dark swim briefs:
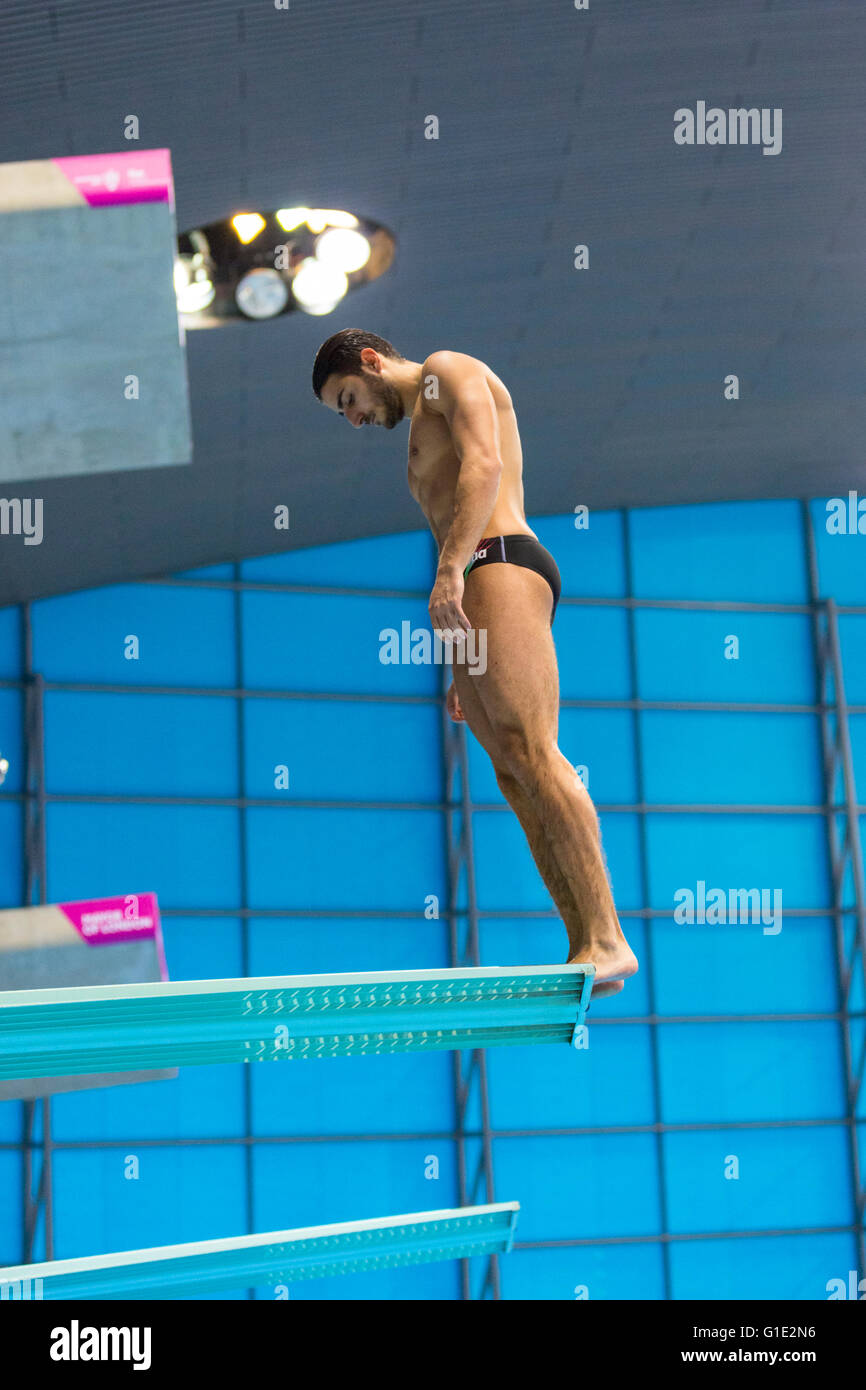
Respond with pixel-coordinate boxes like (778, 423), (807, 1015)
(463, 533), (562, 623)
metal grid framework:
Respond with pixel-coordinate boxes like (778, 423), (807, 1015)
(2, 503), (865, 1297)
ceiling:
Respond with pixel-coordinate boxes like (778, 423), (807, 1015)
(1, 0), (864, 605)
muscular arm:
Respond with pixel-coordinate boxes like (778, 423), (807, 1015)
(424, 351), (504, 574)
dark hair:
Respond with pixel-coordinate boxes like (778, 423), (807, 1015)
(311, 328), (405, 400)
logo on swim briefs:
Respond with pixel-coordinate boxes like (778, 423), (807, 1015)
(471, 546), (488, 563)
(378, 621), (487, 674)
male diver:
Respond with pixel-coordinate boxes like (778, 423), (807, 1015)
(312, 329), (637, 998)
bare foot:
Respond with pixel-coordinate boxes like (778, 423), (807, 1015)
(568, 941), (638, 1000)
(586, 978), (625, 1000)
(583, 979), (624, 1013)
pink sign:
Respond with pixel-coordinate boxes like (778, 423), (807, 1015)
(52, 149), (174, 208)
(60, 892), (163, 953)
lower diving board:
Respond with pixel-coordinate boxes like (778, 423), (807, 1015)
(0, 1203), (520, 1300)
(0, 963), (594, 1078)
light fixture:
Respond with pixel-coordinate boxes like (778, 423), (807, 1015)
(235, 268), (290, 320)
(304, 208), (359, 232)
(275, 206), (311, 232)
(231, 212), (266, 244)
(176, 206), (394, 326)
(178, 279), (216, 313)
(174, 254), (216, 313)
(315, 227), (371, 273)
(290, 257), (348, 315)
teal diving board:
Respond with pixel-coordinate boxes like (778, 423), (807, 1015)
(0, 1202), (520, 1300)
(0, 964), (594, 1078)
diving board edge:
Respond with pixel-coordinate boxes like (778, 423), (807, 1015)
(0, 1203), (521, 1297)
(0, 962), (595, 1010)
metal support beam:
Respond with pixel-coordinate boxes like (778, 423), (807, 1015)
(232, 562), (256, 1299)
(20, 602), (53, 1263)
(442, 665), (501, 1300)
(621, 510), (673, 1299)
(805, 503), (866, 1275)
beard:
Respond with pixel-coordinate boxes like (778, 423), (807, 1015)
(366, 373), (404, 428)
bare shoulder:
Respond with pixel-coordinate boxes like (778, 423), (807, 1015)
(421, 347), (481, 374)
(420, 350), (511, 410)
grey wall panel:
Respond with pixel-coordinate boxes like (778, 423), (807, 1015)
(0, 202), (191, 484)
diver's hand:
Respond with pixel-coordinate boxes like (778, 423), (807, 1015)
(429, 565), (471, 641)
(446, 682), (466, 723)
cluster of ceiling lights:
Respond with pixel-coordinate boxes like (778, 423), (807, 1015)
(174, 206), (395, 327)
